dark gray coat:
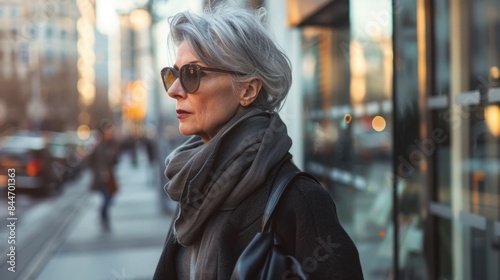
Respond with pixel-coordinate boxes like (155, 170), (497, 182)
(154, 160), (364, 279)
(89, 140), (119, 192)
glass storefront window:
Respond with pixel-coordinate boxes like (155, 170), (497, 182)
(432, 0), (450, 96)
(351, 0), (394, 278)
(437, 217), (452, 279)
(430, 0), (452, 207)
(392, 0), (434, 278)
(433, 109), (451, 205)
(468, 0), (500, 91)
(453, 0), (500, 279)
(302, 27), (352, 181)
(295, 0), (500, 279)
(301, 1), (395, 279)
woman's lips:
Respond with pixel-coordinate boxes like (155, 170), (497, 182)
(176, 110), (190, 119)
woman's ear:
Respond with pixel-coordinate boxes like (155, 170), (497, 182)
(239, 78), (262, 107)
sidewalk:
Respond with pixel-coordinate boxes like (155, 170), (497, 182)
(36, 148), (173, 280)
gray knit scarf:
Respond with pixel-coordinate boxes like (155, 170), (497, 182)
(164, 107), (292, 246)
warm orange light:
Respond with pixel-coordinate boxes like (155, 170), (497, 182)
(344, 114), (352, 124)
(490, 66), (500, 79)
(77, 6), (96, 110)
(372, 116), (386, 132)
(379, 230), (385, 238)
(131, 81), (147, 102)
(26, 160), (41, 177)
(77, 125), (91, 140)
(471, 171), (486, 214)
(350, 40), (367, 105)
(485, 105), (500, 137)
(123, 80), (148, 122)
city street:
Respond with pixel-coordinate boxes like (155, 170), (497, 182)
(1, 0), (499, 278)
(0, 148), (173, 280)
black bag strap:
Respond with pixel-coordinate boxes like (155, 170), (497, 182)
(261, 171), (320, 232)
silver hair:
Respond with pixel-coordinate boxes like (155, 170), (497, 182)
(168, 3), (292, 111)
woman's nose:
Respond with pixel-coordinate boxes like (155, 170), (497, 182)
(167, 78), (186, 99)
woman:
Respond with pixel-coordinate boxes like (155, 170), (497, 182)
(154, 4), (363, 280)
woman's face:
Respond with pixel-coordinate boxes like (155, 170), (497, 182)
(167, 41), (242, 142)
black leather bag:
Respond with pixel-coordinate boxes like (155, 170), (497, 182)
(231, 171), (320, 280)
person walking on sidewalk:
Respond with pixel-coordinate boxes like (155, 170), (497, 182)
(154, 3), (363, 280)
(89, 124), (120, 231)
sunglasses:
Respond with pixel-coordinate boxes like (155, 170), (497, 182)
(160, 63), (244, 94)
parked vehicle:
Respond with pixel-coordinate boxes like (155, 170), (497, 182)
(0, 135), (61, 196)
(40, 130), (90, 182)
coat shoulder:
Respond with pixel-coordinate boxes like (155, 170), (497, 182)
(274, 174), (341, 234)
(273, 172), (364, 280)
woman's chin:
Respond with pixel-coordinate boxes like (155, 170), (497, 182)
(178, 125), (197, 137)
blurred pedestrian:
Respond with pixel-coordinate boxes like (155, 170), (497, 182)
(154, 3), (363, 279)
(89, 125), (120, 231)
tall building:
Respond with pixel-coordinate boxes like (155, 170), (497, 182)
(0, 0), (80, 132)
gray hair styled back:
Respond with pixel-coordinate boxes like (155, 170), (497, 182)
(169, 4), (292, 111)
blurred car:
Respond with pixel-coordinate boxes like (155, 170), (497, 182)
(62, 130), (91, 179)
(0, 135), (61, 196)
(39, 131), (86, 182)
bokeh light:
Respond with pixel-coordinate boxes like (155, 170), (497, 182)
(372, 116), (386, 132)
(77, 125), (91, 140)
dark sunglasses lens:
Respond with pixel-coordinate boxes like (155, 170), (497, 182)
(181, 65), (200, 93)
(164, 69), (177, 90)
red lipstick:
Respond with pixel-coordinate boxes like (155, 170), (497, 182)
(176, 109), (190, 119)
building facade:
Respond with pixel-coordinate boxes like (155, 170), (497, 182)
(287, 0), (500, 279)
(0, 0), (81, 132)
